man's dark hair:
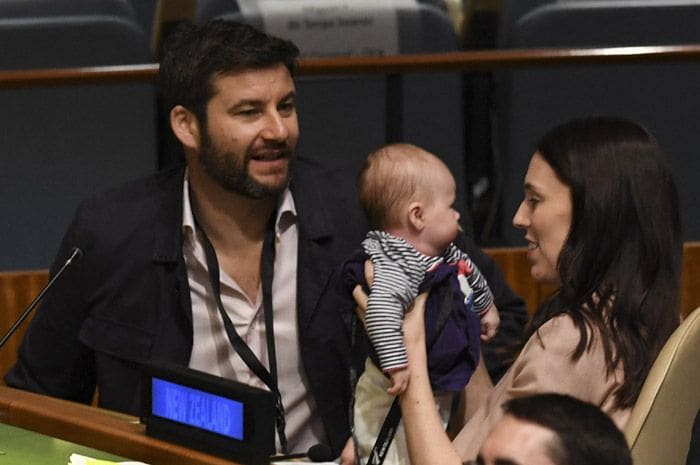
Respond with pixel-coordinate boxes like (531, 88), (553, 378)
(503, 393), (632, 465)
(158, 19), (299, 126)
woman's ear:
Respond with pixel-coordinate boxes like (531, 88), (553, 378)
(407, 201), (425, 232)
(170, 105), (201, 152)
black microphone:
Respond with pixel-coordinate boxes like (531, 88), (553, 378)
(307, 444), (333, 462)
(0, 247), (83, 350)
(269, 443), (333, 462)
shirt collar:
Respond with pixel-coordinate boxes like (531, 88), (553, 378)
(182, 171), (196, 241)
(182, 170), (297, 241)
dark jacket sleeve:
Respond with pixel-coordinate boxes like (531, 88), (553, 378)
(4, 209), (98, 404)
(5, 168), (191, 415)
(455, 233), (529, 382)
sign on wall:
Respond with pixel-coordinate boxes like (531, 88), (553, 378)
(238, 0), (419, 56)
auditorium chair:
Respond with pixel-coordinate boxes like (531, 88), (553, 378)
(625, 307), (700, 465)
(493, 1), (700, 245)
(0, 0), (158, 270)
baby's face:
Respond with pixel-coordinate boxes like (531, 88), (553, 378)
(420, 165), (460, 255)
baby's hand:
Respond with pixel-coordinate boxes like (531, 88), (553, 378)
(386, 366), (410, 396)
(480, 303), (500, 342)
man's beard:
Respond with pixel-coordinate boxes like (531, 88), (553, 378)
(198, 130), (294, 199)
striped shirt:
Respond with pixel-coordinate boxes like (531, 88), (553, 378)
(363, 230), (494, 372)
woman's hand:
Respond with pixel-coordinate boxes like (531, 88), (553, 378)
(403, 292), (428, 352)
(400, 292), (462, 465)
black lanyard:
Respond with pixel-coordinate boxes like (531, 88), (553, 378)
(197, 213), (288, 453)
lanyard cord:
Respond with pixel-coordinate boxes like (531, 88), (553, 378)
(197, 214), (289, 453)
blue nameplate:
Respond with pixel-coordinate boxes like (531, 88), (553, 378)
(141, 361), (275, 465)
(150, 377), (245, 440)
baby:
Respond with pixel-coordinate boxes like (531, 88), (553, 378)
(344, 143), (499, 465)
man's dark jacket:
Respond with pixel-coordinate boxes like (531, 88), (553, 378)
(5, 159), (365, 455)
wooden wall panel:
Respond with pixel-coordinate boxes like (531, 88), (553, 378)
(680, 242), (700, 318)
(482, 246), (554, 317)
(485, 242), (700, 319)
(0, 243), (698, 381)
(0, 270), (48, 380)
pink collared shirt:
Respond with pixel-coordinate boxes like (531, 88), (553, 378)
(182, 174), (326, 454)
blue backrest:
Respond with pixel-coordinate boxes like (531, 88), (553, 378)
(494, 1), (700, 245)
(0, 0), (158, 270)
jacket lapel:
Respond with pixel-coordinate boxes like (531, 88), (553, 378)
(150, 166), (192, 327)
(292, 173), (335, 332)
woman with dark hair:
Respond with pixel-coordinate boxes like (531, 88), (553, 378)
(381, 116), (683, 463)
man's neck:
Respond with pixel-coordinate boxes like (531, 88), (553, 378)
(188, 169), (277, 250)
(187, 169), (278, 301)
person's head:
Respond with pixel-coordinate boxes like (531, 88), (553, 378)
(159, 19), (299, 127)
(511, 150), (572, 286)
(514, 116), (682, 408)
(475, 393), (633, 465)
(161, 20), (300, 198)
(513, 115), (681, 288)
(358, 143), (460, 256)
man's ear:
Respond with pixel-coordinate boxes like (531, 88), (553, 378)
(170, 105), (201, 152)
(407, 201), (425, 232)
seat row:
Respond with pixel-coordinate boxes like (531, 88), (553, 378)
(495, 0), (700, 245)
(2, 1), (700, 270)
(0, 0), (465, 270)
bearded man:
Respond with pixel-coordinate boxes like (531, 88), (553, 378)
(5, 20), (363, 460)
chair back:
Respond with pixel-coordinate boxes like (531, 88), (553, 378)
(494, 0), (700, 245)
(0, 0), (157, 270)
(625, 307), (700, 465)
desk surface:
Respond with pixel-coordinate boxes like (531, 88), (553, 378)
(0, 386), (240, 465)
(0, 422), (128, 464)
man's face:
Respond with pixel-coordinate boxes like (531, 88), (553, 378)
(474, 415), (559, 465)
(197, 63), (299, 198)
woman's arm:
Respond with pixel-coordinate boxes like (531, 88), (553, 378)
(448, 354), (494, 437)
(400, 293), (463, 465)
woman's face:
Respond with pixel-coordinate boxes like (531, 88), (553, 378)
(513, 152), (573, 285)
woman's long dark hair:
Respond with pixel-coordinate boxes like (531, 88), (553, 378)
(524, 116), (682, 409)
